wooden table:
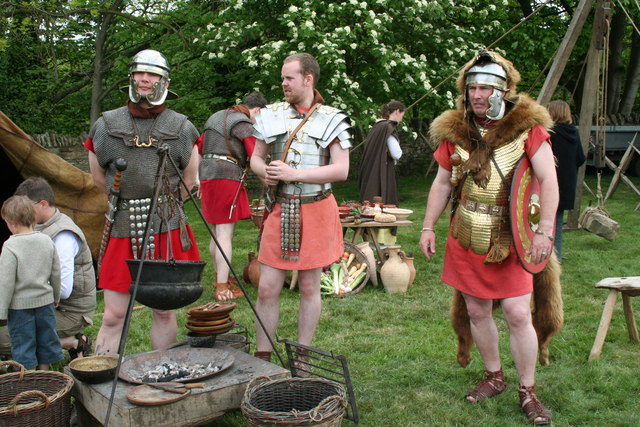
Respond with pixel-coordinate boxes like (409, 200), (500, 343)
(341, 219), (413, 266)
(68, 344), (290, 426)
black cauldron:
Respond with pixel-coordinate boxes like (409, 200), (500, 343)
(127, 259), (206, 310)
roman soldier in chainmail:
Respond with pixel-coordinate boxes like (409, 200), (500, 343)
(250, 53), (351, 367)
(85, 49), (201, 355)
(197, 92), (267, 301)
(419, 50), (559, 424)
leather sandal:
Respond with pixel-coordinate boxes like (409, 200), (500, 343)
(292, 348), (311, 378)
(215, 281), (244, 301)
(465, 369), (506, 402)
(519, 384), (552, 425)
(227, 277), (245, 298)
(254, 351), (272, 362)
(68, 333), (92, 360)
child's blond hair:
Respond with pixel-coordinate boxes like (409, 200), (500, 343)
(1, 195), (35, 227)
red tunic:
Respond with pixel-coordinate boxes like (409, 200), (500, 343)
(197, 135), (255, 224)
(433, 125), (550, 299)
(258, 194), (343, 271)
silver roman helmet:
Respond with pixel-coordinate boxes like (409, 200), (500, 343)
(128, 50), (171, 106)
(465, 53), (508, 120)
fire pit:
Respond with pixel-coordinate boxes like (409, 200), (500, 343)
(118, 347), (234, 384)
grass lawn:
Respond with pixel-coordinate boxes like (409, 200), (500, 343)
(83, 171), (640, 426)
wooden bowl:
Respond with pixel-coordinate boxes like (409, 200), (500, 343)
(187, 302), (236, 319)
(186, 316), (230, 327)
(185, 318), (236, 334)
(69, 355), (119, 384)
(382, 208), (413, 221)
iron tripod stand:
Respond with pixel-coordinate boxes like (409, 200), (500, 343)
(104, 143), (284, 426)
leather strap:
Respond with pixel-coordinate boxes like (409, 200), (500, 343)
(279, 103), (320, 162)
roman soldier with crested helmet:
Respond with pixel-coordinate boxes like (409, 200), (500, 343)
(420, 49), (560, 425)
(85, 49), (201, 356)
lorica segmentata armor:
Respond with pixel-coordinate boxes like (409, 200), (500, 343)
(253, 102), (352, 197)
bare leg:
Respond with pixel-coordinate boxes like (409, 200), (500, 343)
(150, 309), (177, 350)
(37, 364), (50, 370)
(210, 223), (238, 301)
(214, 222), (235, 283)
(296, 268), (322, 346)
(94, 290), (129, 355)
(255, 264), (286, 351)
(501, 293), (538, 387)
(462, 293), (501, 372)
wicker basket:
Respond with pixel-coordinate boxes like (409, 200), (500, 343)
(336, 241), (372, 297)
(241, 377), (346, 426)
(0, 361), (74, 426)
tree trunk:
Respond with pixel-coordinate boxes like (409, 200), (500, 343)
(518, 0), (533, 16)
(620, 31), (640, 115)
(605, 10), (626, 115)
(90, 0), (125, 125)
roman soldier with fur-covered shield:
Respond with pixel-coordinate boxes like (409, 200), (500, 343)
(85, 49), (201, 356)
(420, 50), (561, 425)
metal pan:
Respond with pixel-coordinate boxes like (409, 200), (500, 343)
(118, 347), (234, 384)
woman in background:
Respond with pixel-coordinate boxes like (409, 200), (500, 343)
(358, 100), (406, 205)
(547, 99), (585, 260)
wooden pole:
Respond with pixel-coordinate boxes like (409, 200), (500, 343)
(568, 0), (610, 228)
(537, 0), (595, 105)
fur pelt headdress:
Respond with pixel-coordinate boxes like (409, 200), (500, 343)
(429, 50), (552, 188)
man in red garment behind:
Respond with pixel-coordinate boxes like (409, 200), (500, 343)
(85, 50), (200, 355)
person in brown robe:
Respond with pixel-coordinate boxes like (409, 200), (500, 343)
(358, 100), (406, 205)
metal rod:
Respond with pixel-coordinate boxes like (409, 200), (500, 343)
(165, 153), (286, 366)
(104, 145), (170, 426)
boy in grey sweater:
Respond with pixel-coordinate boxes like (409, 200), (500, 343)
(0, 195), (63, 370)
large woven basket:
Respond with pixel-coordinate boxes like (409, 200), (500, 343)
(0, 361), (74, 426)
(241, 377), (347, 426)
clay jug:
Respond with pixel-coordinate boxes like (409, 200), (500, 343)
(380, 245), (410, 294)
(401, 251), (416, 287)
(243, 252), (260, 288)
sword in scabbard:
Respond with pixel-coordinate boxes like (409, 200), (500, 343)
(97, 158), (127, 273)
(228, 169), (248, 219)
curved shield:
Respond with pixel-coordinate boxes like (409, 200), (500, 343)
(510, 156), (551, 273)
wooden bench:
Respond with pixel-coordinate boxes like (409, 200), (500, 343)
(588, 276), (640, 361)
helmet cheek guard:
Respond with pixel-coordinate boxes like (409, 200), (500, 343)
(486, 88), (506, 120)
(128, 49), (171, 105)
(464, 61), (508, 121)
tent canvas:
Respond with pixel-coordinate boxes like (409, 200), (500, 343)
(0, 110), (106, 258)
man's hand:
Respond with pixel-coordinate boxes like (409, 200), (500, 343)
(265, 160), (298, 185)
(420, 230), (437, 259)
(528, 232), (554, 265)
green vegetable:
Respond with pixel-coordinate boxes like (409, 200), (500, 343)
(330, 263), (342, 295)
(350, 271), (367, 289)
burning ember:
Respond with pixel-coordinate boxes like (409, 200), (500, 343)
(137, 362), (223, 383)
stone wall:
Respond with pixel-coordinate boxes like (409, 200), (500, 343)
(33, 133), (90, 173)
